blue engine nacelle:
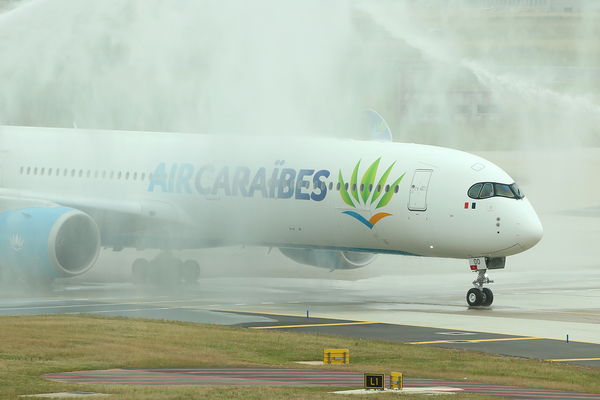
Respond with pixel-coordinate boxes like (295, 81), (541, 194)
(0, 206), (101, 279)
(279, 248), (377, 270)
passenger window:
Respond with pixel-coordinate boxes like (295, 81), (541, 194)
(468, 183), (482, 198)
(336, 182), (340, 191)
(495, 184), (515, 198)
(480, 183), (493, 198)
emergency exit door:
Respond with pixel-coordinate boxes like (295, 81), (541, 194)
(408, 169), (432, 211)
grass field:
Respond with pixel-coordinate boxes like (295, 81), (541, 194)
(1, 314), (599, 399)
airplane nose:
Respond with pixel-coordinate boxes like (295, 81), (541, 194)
(517, 211), (543, 250)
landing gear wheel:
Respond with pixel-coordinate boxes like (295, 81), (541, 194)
(159, 258), (182, 287)
(467, 288), (483, 306)
(181, 260), (200, 284)
(132, 258), (149, 284)
(481, 288), (494, 306)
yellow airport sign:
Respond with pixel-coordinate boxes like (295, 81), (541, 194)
(391, 371), (403, 389)
(323, 349), (349, 364)
(364, 373), (385, 390)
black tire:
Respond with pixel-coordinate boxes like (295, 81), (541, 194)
(182, 260), (201, 284)
(481, 288), (494, 306)
(146, 259), (161, 284)
(132, 258), (149, 284)
(467, 288), (483, 306)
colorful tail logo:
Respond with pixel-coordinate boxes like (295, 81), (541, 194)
(339, 158), (405, 229)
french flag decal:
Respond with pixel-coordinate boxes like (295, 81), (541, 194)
(464, 202), (476, 209)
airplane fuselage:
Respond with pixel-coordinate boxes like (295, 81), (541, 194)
(0, 126), (543, 260)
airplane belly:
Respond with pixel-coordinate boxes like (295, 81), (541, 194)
(400, 212), (436, 256)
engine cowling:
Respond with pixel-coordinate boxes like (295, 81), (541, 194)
(279, 248), (377, 270)
(0, 206), (101, 279)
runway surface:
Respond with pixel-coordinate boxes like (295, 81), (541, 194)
(1, 279), (599, 368)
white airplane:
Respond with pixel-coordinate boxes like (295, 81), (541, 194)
(0, 111), (542, 306)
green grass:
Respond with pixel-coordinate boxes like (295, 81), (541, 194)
(0, 314), (599, 399)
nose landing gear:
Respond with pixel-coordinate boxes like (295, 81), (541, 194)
(466, 257), (504, 307)
(467, 285), (494, 307)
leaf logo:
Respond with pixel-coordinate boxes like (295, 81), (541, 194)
(10, 235), (24, 252)
(373, 121), (388, 136)
(339, 158), (405, 229)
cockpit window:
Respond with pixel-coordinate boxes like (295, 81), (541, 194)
(510, 183), (524, 199)
(480, 183), (494, 198)
(468, 182), (525, 200)
(468, 183), (482, 198)
(495, 184), (515, 198)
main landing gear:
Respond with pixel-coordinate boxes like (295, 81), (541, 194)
(132, 251), (200, 286)
(465, 257), (505, 307)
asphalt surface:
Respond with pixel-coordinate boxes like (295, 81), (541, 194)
(1, 290), (598, 368)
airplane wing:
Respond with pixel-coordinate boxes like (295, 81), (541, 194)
(0, 187), (193, 226)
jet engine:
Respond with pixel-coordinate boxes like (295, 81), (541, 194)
(279, 248), (377, 270)
(0, 206), (101, 283)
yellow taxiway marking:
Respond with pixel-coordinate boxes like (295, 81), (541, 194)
(410, 337), (541, 345)
(547, 358), (600, 362)
(250, 321), (377, 330)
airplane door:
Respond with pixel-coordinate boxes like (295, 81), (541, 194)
(408, 169), (432, 211)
